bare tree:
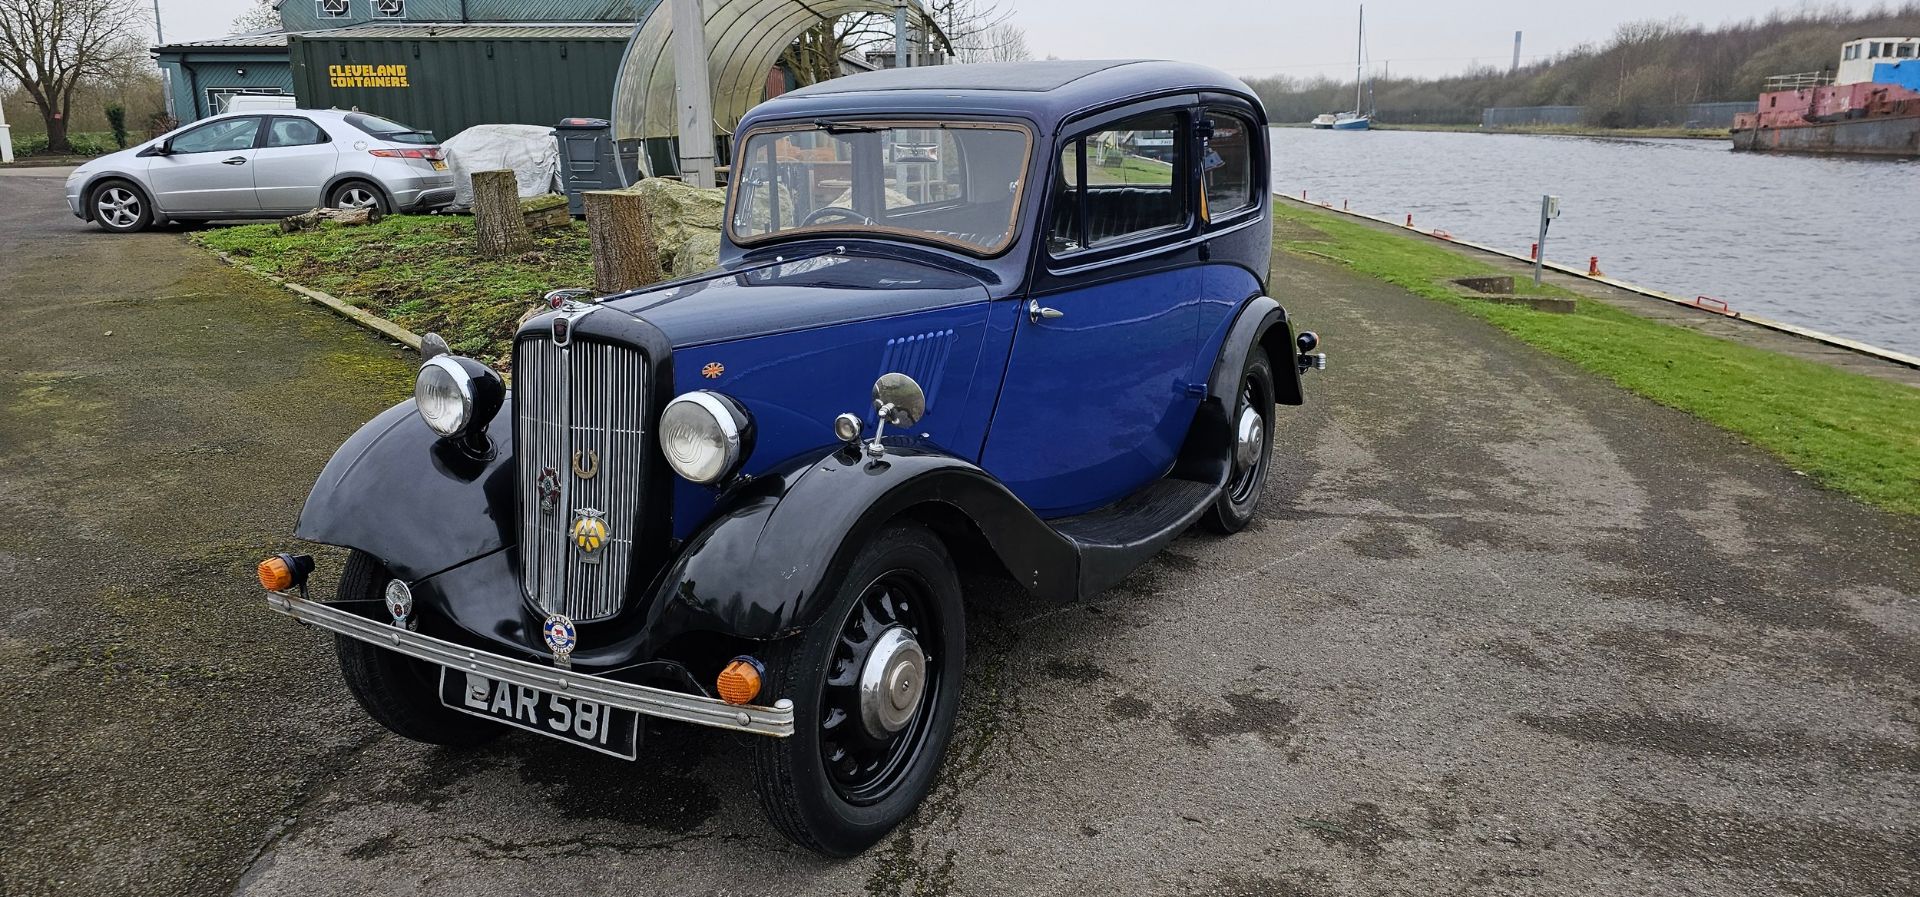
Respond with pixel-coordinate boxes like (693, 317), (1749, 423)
(0, 0), (142, 152)
(928, 0), (1015, 63)
(230, 0), (280, 33)
(780, 11), (894, 86)
(985, 22), (1029, 62)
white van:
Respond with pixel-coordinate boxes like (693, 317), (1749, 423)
(220, 94), (297, 113)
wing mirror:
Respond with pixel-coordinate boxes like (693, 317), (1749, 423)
(872, 373), (925, 427)
(862, 373), (926, 457)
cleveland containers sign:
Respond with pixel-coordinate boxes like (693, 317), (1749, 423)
(328, 64), (411, 88)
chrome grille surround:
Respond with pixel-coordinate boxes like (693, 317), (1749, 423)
(515, 334), (650, 622)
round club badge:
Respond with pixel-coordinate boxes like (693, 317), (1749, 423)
(542, 613), (578, 663)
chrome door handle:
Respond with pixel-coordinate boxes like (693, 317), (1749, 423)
(1028, 300), (1064, 323)
(222, 156), (248, 165)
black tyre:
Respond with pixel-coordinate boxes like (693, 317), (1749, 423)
(327, 180), (390, 216)
(1203, 345), (1276, 534)
(333, 550), (498, 747)
(752, 525), (965, 856)
(89, 180), (152, 233)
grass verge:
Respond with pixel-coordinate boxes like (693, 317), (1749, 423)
(1273, 200), (1920, 516)
(1368, 122), (1727, 140)
(193, 214), (593, 365)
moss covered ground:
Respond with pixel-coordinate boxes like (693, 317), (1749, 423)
(193, 214), (594, 365)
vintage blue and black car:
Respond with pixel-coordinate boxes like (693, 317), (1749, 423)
(258, 59), (1324, 855)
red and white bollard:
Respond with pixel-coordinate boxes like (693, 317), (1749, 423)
(1588, 256), (1602, 276)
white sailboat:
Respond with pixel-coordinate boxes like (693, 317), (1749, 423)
(1312, 6), (1373, 130)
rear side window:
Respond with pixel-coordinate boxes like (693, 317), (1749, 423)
(1047, 111), (1186, 254)
(1201, 111), (1255, 219)
(345, 112), (435, 145)
(267, 117), (328, 148)
(169, 117), (261, 154)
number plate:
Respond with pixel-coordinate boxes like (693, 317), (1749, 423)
(431, 160), (448, 170)
(438, 668), (640, 759)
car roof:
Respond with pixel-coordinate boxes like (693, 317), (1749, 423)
(747, 59), (1265, 132)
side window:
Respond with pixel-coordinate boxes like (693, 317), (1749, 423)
(267, 117), (327, 148)
(1047, 110), (1185, 254)
(169, 117), (261, 154)
(1201, 111), (1255, 220)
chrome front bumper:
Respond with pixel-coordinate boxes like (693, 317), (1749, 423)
(265, 590), (795, 737)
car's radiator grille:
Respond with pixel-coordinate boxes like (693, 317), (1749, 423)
(515, 336), (649, 622)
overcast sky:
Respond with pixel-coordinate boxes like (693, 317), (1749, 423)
(158, 0), (1860, 82)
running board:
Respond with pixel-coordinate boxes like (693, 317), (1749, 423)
(1050, 477), (1223, 597)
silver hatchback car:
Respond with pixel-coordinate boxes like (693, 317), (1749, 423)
(65, 108), (456, 233)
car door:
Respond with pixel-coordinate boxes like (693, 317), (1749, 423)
(251, 115), (339, 212)
(980, 106), (1205, 518)
(145, 116), (264, 215)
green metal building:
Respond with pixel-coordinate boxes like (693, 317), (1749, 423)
(154, 0), (651, 129)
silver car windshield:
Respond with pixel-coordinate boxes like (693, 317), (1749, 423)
(727, 120), (1033, 256)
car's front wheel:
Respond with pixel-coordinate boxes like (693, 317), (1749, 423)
(1204, 345), (1276, 534)
(333, 550), (498, 747)
(327, 180), (389, 216)
(752, 525), (965, 856)
(89, 180), (152, 233)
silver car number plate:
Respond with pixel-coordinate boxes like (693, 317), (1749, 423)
(438, 668), (640, 760)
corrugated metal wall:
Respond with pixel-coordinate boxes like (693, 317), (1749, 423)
(281, 0), (644, 32)
(172, 60), (298, 119)
(290, 35), (629, 139)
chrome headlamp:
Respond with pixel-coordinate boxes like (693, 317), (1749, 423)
(415, 354), (504, 440)
(659, 391), (753, 484)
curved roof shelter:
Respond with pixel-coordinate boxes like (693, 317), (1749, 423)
(611, 0), (945, 152)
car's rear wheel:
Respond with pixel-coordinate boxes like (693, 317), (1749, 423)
(333, 550), (498, 747)
(89, 180), (152, 233)
(1204, 345), (1276, 534)
(752, 525), (965, 856)
(327, 180), (389, 216)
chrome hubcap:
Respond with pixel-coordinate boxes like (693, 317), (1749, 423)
(97, 188), (140, 227)
(1235, 404), (1265, 471)
(858, 625), (926, 738)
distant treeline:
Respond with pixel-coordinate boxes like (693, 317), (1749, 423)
(1249, 3), (1920, 126)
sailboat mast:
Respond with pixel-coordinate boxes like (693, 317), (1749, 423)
(1355, 5), (1365, 114)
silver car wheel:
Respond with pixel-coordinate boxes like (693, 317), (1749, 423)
(333, 186), (377, 210)
(96, 187), (141, 228)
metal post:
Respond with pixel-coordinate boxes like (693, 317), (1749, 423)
(154, 0), (175, 124)
(669, 0), (715, 187)
(894, 2), (908, 69)
(0, 99), (12, 164)
(1512, 31), (1522, 74)
(1533, 194), (1559, 286)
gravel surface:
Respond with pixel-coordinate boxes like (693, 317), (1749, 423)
(3, 174), (1915, 896)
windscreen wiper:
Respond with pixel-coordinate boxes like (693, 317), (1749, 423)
(813, 118), (887, 133)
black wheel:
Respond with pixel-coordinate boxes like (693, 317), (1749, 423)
(1203, 346), (1276, 534)
(333, 550), (498, 747)
(89, 180), (152, 233)
(327, 180), (390, 216)
(752, 525), (965, 856)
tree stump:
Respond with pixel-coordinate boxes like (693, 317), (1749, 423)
(279, 205), (379, 232)
(472, 169), (532, 257)
(584, 189), (663, 293)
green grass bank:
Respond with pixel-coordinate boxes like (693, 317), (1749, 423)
(1272, 200), (1920, 517)
(193, 214), (593, 364)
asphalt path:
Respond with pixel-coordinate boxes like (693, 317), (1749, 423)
(3, 172), (1916, 896)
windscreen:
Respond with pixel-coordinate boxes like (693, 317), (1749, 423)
(728, 121), (1032, 256)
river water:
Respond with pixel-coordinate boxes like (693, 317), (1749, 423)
(1269, 128), (1920, 356)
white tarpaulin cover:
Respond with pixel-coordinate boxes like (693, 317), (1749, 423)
(443, 124), (561, 208)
